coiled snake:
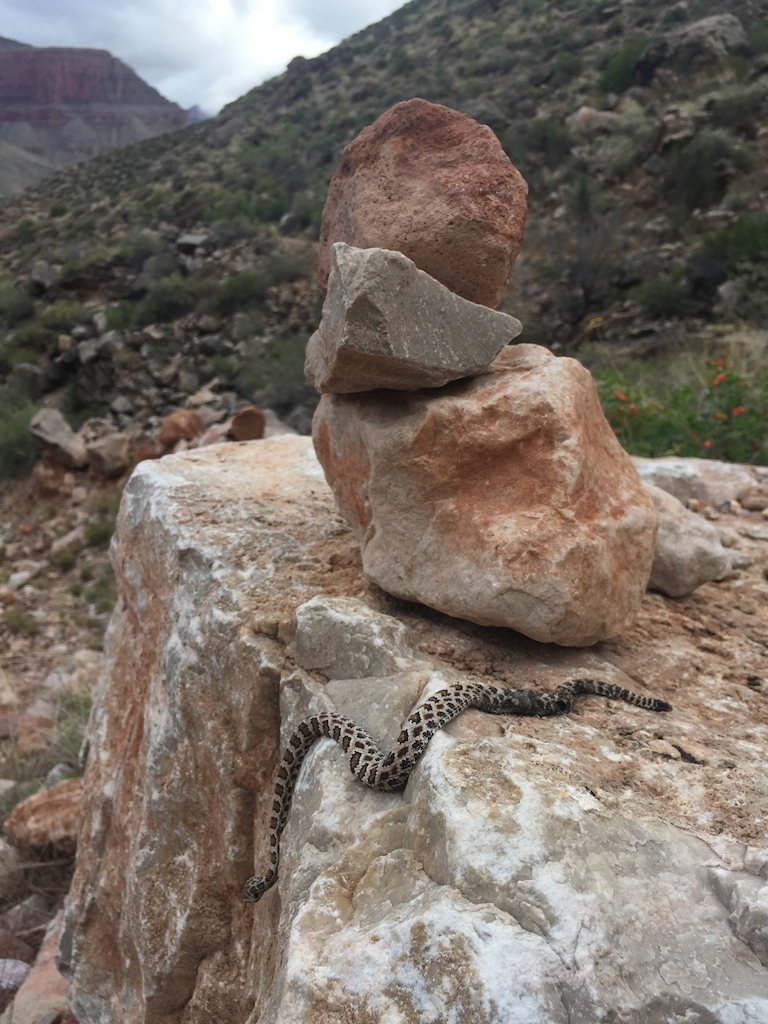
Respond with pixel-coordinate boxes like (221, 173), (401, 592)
(243, 677), (670, 902)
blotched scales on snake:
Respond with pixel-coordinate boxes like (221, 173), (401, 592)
(243, 677), (670, 902)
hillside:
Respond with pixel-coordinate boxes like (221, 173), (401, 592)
(0, 0), (767, 470)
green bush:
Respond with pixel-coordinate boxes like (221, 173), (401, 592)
(706, 86), (766, 139)
(597, 356), (768, 463)
(664, 131), (752, 212)
(0, 394), (42, 478)
(3, 608), (39, 637)
(551, 52), (583, 87)
(133, 273), (198, 325)
(598, 39), (649, 94)
(2, 321), (55, 363)
(636, 275), (692, 318)
(208, 270), (269, 315)
(114, 229), (164, 269)
(86, 567), (117, 613)
(0, 282), (34, 326)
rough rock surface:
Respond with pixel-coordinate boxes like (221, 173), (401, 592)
(633, 14), (748, 85)
(634, 455), (768, 506)
(3, 779), (82, 854)
(28, 410), (88, 469)
(647, 484), (731, 597)
(58, 439), (768, 1023)
(305, 243), (522, 392)
(1, 913), (69, 1024)
(317, 98), (528, 308)
(313, 344), (658, 646)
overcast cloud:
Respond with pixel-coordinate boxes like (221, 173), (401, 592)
(0, 0), (404, 114)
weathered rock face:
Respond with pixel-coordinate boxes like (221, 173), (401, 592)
(305, 243), (522, 392)
(317, 98), (528, 308)
(0, 43), (188, 187)
(313, 344), (658, 646)
(634, 455), (768, 506)
(56, 439), (768, 1024)
(646, 484), (731, 597)
(28, 409), (88, 469)
(57, 438), (360, 1024)
(633, 14), (748, 86)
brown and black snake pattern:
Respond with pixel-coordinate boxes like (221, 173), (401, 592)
(243, 677), (670, 902)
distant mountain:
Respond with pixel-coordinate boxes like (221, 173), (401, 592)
(187, 105), (211, 124)
(0, 40), (188, 197)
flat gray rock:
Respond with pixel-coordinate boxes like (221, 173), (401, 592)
(305, 242), (522, 393)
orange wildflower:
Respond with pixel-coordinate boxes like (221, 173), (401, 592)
(713, 411), (727, 420)
(731, 406), (745, 417)
(711, 373), (726, 387)
(703, 440), (712, 449)
(614, 391), (628, 402)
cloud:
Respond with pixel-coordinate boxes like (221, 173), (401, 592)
(0, 0), (403, 114)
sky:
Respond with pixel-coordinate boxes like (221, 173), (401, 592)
(0, 0), (405, 115)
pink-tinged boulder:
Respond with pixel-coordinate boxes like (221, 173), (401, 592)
(4, 913), (69, 1024)
(318, 98), (528, 309)
(313, 345), (658, 646)
(4, 779), (82, 854)
(306, 244), (522, 393)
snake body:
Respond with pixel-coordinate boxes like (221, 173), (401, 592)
(243, 677), (670, 902)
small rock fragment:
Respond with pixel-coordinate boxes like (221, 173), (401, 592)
(646, 485), (731, 597)
(28, 411), (88, 469)
(228, 406), (266, 441)
(305, 243), (522, 393)
(157, 409), (206, 448)
(4, 779), (82, 854)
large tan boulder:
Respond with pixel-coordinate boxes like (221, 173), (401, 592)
(313, 344), (658, 646)
(317, 98), (528, 308)
(54, 441), (768, 1024)
(305, 243), (522, 393)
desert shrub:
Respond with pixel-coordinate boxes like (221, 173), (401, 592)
(133, 274), (198, 325)
(104, 303), (132, 331)
(636, 275), (692, 317)
(747, 20), (768, 54)
(0, 393), (42, 478)
(3, 321), (56, 361)
(114, 229), (164, 269)
(551, 52), (583, 87)
(238, 330), (313, 409)
(664, 131), (752, 211)
(598, 39), (649, 94)
(0, 282), (34, 326)
(3, 608), (39, 637)
(266, 243), (317, 285)
(208, 270), (269, 315)
(706, 86), (766, 139)
(503, 118), (573, 173)
(84, 521), (114, 547)
(86, 567), (117, 612)
(38, 300), (85, 331)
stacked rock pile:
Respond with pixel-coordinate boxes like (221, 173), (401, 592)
(306, 98), (662, 647)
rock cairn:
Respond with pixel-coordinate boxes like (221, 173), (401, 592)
(310, 99), (659, 647)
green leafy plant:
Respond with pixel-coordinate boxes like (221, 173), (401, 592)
(597, 354), (768, 463)
(0, 394), (42, 478)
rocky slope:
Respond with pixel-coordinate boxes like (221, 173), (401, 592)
(0, 37), (188, 198)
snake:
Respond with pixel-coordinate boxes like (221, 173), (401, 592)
(243, 677), (671, 902)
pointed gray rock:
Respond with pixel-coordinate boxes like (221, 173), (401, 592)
(305, 243), (522, 393)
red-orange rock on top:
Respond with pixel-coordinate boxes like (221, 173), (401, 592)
(317, 98), (528, 308)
